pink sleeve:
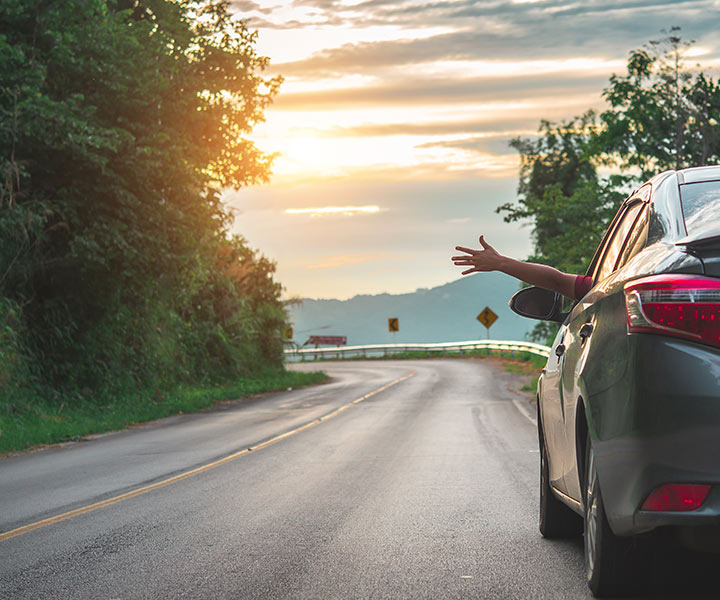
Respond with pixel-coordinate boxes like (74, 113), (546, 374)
(574, 275), (593, 300)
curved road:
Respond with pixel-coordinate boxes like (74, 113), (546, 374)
(0, 359), (711, 598)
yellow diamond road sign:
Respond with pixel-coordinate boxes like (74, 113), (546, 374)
(388, 317), (399, 332)
(477, 307), (498, 329)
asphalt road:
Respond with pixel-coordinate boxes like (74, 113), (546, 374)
(0, 359), (712, 599)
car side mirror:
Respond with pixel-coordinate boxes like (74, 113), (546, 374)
(509, 286), (565, 322)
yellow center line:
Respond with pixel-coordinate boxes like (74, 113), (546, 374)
(0, 369), (415, 543)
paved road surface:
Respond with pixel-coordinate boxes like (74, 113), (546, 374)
(0, 359), (712, 598)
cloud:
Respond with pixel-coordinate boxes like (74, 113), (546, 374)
(285, 205), (382, 216)
(272, 71), (609, 110)
(260, 1), (718, 73)
(281, 0), (712, 30)
(543, 0), (704, 19)
(324, 119), (536, 137)
(230, 0), (275, 14)
(266, 158), (521, 185)
(416, 135), (521, 156)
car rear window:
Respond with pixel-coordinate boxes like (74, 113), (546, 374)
(680, 180), (720, 236)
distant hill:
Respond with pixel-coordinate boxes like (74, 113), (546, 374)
(287, 272), (534, 346)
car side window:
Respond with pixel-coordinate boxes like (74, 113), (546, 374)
(585, 186), (652, 279)
(587, 204), (625, 280)
(617, 205), (648, 270)
(595, 202), (644, 282)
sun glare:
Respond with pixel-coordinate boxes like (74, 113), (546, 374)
(256, 26), (457, 64)
(685, 46), (711, 58)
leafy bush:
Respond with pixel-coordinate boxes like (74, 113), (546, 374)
(0, 1), (289, 409)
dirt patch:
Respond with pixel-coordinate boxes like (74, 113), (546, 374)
(473, 354), (540, 402)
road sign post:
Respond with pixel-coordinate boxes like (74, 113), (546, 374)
(476, 307), (498, 350)
(387, 317), (399, 348)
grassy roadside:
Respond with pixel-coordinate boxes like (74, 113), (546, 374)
(0, 369), (328, 456)
(498, 353), (545, 393)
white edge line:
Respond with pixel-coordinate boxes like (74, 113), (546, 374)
(512, 397), (537, 426)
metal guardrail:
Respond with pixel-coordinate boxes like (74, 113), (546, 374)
(284, 339), (550, 361)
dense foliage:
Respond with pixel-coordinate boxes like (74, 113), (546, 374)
(497, 113), (627, 277)
(0, 0), (286, 408)
(499, 29), (720, 342)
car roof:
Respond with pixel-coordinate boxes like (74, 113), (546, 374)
(643, 166), (720, 243)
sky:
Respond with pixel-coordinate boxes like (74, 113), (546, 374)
(224, 0), (720, 300)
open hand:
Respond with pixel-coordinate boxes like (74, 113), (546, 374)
(452, 235), (503, 275)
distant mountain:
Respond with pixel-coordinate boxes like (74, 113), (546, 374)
(287, 272), (533, 346)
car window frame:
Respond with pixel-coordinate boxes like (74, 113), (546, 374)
(586, 204), (624, 279)
(585, 184), (652, 280)
(591, 199), (646, 283)
(617, 204), (649, 270)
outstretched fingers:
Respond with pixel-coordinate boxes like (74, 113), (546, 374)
(453, 245), (479, 272)
(452, 235), (501, 276)
(454, 246), (476, 255)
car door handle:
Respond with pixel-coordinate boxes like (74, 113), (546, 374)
(555, 343), (566, 357)
(580, 323), (594, 341)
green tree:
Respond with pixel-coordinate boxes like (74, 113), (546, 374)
(502, 29), (720, 279)
(0, 0), (288, 401)
(599, 27), (720, 178)
(499, 29), (720, 342)
(498, 116), (626, 342)
(497, 113), (626, 276)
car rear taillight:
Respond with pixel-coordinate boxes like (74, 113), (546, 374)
(624, 275), (720, 348)
(641, 484), (711, 511)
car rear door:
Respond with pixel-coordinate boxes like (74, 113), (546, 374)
(557, 197), (649, 500)
(540, 322), (569, 491)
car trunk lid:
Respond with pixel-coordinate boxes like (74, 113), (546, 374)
(676, 228), (720, 277)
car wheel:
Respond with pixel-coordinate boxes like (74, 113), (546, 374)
(584, 437), (643, 597)
(539, 430), (582, 538)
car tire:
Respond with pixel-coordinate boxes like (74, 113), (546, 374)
(539, 429), (583, 538)
(584, 437), (644, 597)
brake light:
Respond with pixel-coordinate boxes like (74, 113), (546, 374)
(624, 275), (720, 348)
(641, 484), (711, 511)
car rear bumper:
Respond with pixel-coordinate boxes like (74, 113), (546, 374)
(589, 335), (720, 537)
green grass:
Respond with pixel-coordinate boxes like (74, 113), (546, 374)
(501, 354), (543, 394)
(0, 369), (328, 455)
(521, 376), (540, 392)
